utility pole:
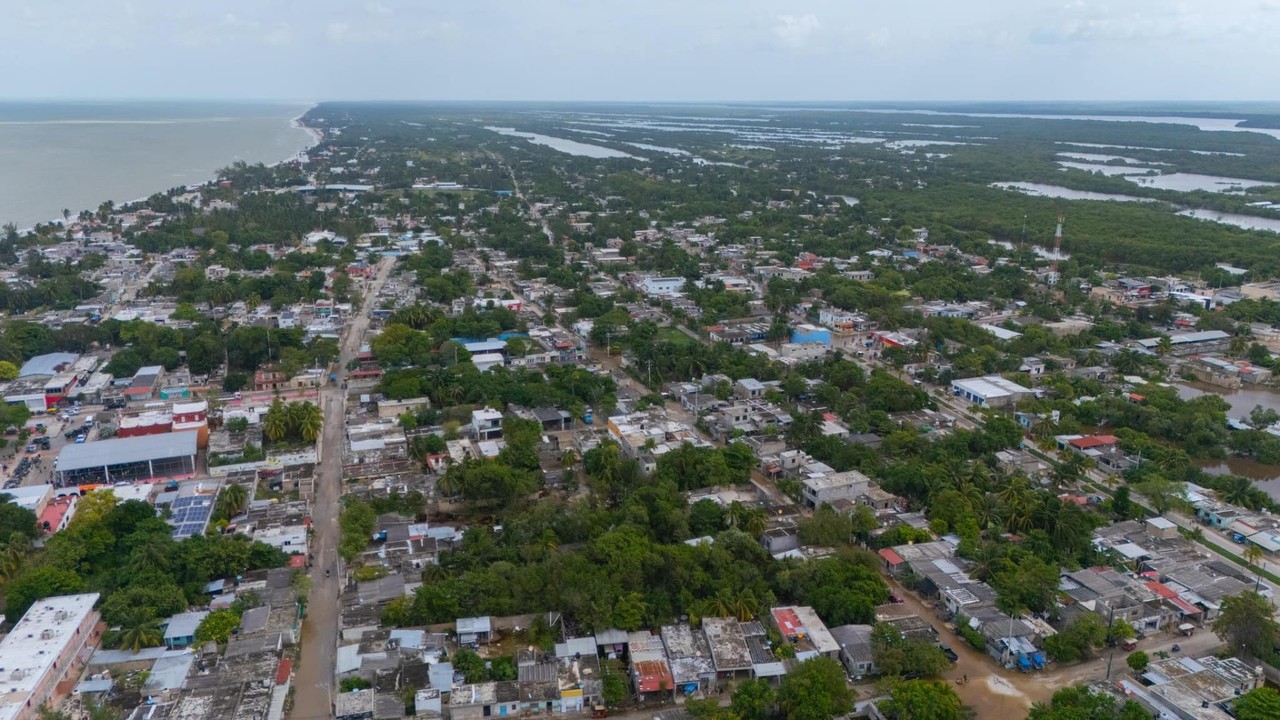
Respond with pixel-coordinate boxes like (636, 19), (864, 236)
(1104, 604), (1117, 681)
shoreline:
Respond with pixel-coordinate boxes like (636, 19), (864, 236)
(9, 102), (320, 234)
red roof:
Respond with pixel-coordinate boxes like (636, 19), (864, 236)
(288, 555), (307, 569)
(879, 548), (906, 566)
(772, 608), (803, 637)
(1145, 581), (1201, 616)
(275, 659), (293, 685)
(1068, 435), (1119, 450)
(633, 660), (673, 694)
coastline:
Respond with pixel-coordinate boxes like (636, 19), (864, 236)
(5, 101), (320, 233)
(292, 104), (324, 147)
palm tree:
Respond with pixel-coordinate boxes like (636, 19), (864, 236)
(1112, 349), (1142, 376)
(296, 402), (323, 442)
(996, 477), (1037, 534)
(560, 449), (579, 481)
(218, 482), (249, 518)
(263, 399), (288, 443)
(128, 541), (172, 576)
(109, 609), (163, 653)
(1229, 334), (1249, 357)
(1155, 335), (1173, 358)
(1221, 475), (1255, 506)
(0, 545), (25, 584)
(1244, 542), (1265, 590)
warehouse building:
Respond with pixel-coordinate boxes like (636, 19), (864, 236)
(54, 431), (198, 486)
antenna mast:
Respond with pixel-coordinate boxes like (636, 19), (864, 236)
(1052, 212), (1064, 284)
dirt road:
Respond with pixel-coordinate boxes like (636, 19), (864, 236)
(289, 258), (394, 720)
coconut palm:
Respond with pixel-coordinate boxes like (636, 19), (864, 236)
(218, 482), (249, 518)
(128, 541), (172, 576)
(1221, 476), (1256, 507)
(295, 402), (323, 442)
(0, 545), (25, 584)
(109, 609), (163, 653)
(1112, 349), (1142, 376)
(263, 399), (288, 443)
(1155, 335), (1173, 357)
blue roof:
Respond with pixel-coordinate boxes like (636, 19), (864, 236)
(19, 352), (78, 377)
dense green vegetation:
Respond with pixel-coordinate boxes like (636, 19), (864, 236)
(1, 490), (287, 647)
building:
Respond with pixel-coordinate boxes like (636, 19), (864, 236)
(1118, 656), (1261, 720)
(790, 324), (832, 347)
(1136, 330), (1231, 356)
(54, 430), (199, 485)
(641, 277), (687, 296)
(163, 610), (209, 649)
(0, 593), (101, 720)
(171, 400), (210, 447)
(770, 606), (839, 660)
(829, 625), (875, 678)
(950, 376), (1034, 409)
(123, 365), (164, 402)
(18, 353), (78, 379)
(801, 470), (871, 509)
(335, 688), (375, 720)
(471, 408), (504, 441)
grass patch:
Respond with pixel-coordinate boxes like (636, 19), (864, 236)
(657, 326), (696, 346)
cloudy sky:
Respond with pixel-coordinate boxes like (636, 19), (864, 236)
(4, 0), (1278, 102)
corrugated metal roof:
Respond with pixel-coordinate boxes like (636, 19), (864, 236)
(56, 431), (198, 473)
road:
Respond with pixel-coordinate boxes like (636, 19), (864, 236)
(288, 257), (394, 720)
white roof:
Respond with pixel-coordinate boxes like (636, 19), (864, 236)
(1147, 517), (1177, 530)
(0, 593), (100, 719)
(56, 431), (198, 473)
(951, 375), (1032, 398)
(979, 324), (1022, 340)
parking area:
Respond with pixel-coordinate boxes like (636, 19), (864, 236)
(1, 403), (106, 490)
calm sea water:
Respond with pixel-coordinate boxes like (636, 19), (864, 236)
(0, 101), (315, 228)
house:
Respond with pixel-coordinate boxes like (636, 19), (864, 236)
(449, 682), (520, 720)
(770, 606), (839, 660)
(163, 610), (209, 649)
(336, 689), (375, 720)
(471, 408), (504, 441)
(735, 378), (766, 400)
(701, 618), (752, 680)
(628, 631), (674, 699)
(801, 470), (871, 509)
(950, 376), (1034, 409)
(829, 625), (875, 678)
(660, 624), (716, 695)
(456, 616), (493, 646)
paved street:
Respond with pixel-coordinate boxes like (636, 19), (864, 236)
(289, 257), (394, 720)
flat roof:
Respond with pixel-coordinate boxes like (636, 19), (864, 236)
(0, 592), (99, 718)
(56, 430), (198, 473)
(952, 375), (1033, 398)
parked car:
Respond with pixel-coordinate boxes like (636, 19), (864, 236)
(74, 434), (86, 444)
(938, 644), (959, 663)
(889, 593), (905, 605)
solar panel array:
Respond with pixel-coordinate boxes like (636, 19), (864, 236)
(170, 495), (214, 539)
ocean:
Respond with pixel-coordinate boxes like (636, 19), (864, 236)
(0, 101), (315, 229)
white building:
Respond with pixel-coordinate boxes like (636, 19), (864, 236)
(950, 376), (1034, 409)
(471, 407), (504, 441)
(640, 277), (687, 296)
(0, 593), (101, 720)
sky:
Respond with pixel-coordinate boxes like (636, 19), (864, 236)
(4, 0), (1280, 102)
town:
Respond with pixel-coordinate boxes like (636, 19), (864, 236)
(2, 104), (1280, 720)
